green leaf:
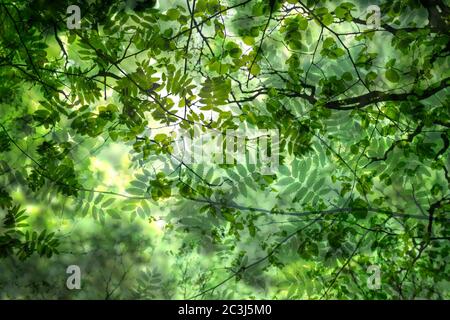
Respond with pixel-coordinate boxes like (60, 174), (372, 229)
(385, 69), (400, 83)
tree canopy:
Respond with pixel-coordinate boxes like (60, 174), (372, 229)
(0, 0), (449, 299)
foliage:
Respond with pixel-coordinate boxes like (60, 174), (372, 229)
(0, 0), (449, 299)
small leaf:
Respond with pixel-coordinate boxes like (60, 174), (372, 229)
(385, 69), (399, 83)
